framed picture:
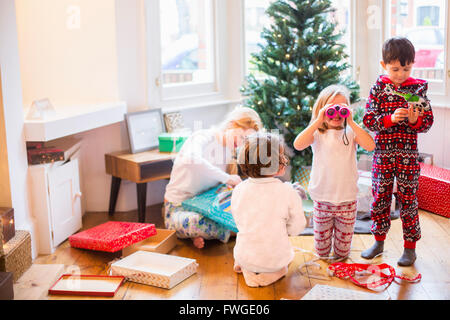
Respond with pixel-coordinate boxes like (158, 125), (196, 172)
(125, 108), (166, 153)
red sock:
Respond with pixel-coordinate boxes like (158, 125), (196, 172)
(404, 240), (416, 249)
(375, 235), (386, 242)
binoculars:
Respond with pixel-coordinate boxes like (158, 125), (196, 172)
(325, 104), (350, 119)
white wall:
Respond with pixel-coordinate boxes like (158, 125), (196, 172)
(0, 0), (35, 256)
(13, 0), (237, 217)
(418, 106), (450, 169)
(15, 0), (119, 107)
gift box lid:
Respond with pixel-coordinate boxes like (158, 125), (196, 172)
(48, 274), (125, 297)
(420, 163), (450, 182)
(69, 221), (157, 253)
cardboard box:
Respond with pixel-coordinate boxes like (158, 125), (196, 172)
(110, 251), (198, 289)
(0, 230), (32, 282)
(122, 229), (177, 257)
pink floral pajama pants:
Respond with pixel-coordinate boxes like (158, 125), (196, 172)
(313, 200), (357, 258)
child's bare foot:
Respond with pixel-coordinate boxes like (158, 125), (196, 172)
(192, 237), (205, 249)
(234, 263), (242, 273)
(230, 231), (237, 237)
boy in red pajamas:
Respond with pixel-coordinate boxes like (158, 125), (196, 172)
(362, 37), (434, 266)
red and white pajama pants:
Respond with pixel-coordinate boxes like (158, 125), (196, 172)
(313, 201), (357, 258)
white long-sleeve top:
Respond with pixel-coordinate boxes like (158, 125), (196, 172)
(164, 129), (232, 204)
(231, 177), (306, 273)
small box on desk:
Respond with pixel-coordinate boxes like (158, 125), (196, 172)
(158, 132), (188, 153)
(0, 230), (32, 282)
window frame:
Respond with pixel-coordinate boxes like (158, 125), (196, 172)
(144, 0), (226, 108)
(383, 0), (449, 104)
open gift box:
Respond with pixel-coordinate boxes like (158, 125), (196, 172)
(122, 228), (177, 257)
(110, 251), (198, 289)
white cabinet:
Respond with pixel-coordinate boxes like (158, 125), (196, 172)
(29, 155), (82, 255)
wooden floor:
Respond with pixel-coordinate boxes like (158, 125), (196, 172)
(32, 204), (449, 300)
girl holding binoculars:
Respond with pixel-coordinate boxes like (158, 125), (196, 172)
(294, 85), (375, 259)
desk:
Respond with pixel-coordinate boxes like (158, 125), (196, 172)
(105, 150), (177, 222)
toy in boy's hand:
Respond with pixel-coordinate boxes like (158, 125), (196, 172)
(384, 84), (430, 111)
(325, 104), (350, 119)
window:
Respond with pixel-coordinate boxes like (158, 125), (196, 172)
(417, 5), (440, 26)
(244, 0), (274, 77)
(329, 0), (353, 77)
(145, 0), (220, 106)
(387, 0), (447, 94)
(160, 0), (215, 86)
(243, 0), (353, 78)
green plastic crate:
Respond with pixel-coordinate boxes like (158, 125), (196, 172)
(158, 133), (188, 152)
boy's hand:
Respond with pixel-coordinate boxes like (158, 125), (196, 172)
(391, 108), (408, 124)
(408, 104), (420, 125)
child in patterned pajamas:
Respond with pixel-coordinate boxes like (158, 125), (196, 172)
(294, 85), (375, 259)
(362, 37), (434, 266)
(164, 107), (263, 249)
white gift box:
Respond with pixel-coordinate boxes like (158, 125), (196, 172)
(110, 251), (198, 289)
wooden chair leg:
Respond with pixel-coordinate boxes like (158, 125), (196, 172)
(136, 183), (147, 223)
(108, 176), (121, 216)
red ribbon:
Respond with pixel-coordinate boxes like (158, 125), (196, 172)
(328, 262), (422, 290)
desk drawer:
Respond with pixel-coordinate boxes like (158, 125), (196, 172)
(140, 160), (173, 181)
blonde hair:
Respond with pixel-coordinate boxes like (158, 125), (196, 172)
(310, 85), (351, 132)
(217, 106), (264, 175)
(219, 106), (264, 132)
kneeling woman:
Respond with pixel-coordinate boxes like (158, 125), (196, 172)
(164, 107), (263, 248)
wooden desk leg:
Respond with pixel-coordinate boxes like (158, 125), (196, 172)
(136, 183), (147, 223)
(108, 176), (121, 216)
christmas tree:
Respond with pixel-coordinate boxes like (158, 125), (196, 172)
(241, 0), (360, 177)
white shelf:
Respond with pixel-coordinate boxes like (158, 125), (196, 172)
(24, 101), (127, 141)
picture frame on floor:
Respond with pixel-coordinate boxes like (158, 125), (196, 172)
(125, 108), (166, 153)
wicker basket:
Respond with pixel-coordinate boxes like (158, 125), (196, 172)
(0, 230), (32, 282)
(110, 251), (198, 289)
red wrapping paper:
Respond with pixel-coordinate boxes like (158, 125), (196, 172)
(69, 221), (157, 252)
(417, 163), (450, 217)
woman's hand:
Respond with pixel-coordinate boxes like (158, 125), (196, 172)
(226, 175), (242, 187)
